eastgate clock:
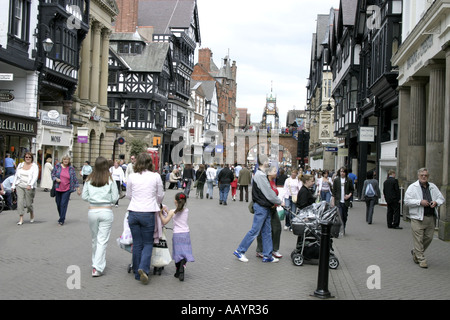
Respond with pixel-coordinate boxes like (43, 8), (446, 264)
(267, 103), (275, 111)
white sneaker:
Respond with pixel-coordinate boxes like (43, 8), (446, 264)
(272, 251), (283, 258)
(284, 226), (289, 231)
(233, 250), (249, 262)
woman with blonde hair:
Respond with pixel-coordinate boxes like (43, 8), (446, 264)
(52, 155), (81, 226)
(82, 156), (119, 277)
(12, 152), (39, 225)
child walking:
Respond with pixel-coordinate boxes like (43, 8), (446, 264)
(159, 192), (194, 281)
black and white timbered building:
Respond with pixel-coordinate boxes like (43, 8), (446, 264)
(108, 32), (174, 150)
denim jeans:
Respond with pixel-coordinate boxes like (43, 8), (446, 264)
(206, 179), (214, 198)
(219, 183), (230, 202)
(236, 202), (273, 258)
(365, 197), (376, 223)
(88, 208), (114, 272)
(320, 191), (332, 203)
(55, 190), (71, 224)
(128, 211), (155, 279)
(284, 197), (296, 227)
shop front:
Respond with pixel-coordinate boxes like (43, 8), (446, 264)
(36, 110), (73, 177)
(0, 113), (37, 173)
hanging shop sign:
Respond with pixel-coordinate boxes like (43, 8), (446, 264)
(77, 127), (89, 144)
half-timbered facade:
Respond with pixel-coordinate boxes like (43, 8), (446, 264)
(108, 32), (173, 158)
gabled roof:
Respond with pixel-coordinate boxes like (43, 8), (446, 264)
(137, 0), (200, 43)
(118, 42), (171, 72)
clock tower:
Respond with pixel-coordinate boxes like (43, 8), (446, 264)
(261, 84), (279, 130)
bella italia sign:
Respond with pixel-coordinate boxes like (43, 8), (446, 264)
(0, 115), (36, 135)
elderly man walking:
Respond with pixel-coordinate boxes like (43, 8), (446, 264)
(404, 168), (445, 268)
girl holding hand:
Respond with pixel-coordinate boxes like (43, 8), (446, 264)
(159, 192), (194, 281)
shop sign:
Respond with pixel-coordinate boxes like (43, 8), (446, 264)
(0, 115), (36, 135)
(77, 127), (89, 144)
(0, 90), (14, 102)
(359, 127), (375, 142)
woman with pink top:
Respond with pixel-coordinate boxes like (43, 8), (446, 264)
(159, 192), (194, 281)
(126, 153), (164, 284)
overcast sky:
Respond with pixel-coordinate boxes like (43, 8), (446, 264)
(196, 0), (339, 126)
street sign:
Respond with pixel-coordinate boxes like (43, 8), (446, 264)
(325, 147), (338, 152)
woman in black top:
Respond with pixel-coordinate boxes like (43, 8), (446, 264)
(195, 164), (207, 199)
(296, 174), (316, 210)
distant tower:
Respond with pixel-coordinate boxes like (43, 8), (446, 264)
(261, 81), (279, 130)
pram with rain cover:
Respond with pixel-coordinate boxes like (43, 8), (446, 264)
(284, 201), (343, 269)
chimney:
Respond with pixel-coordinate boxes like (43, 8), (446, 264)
(198, 48), (212, 72)
(115, 0), (139, 33)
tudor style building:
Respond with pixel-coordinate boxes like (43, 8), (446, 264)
(112, 0), (201, 165)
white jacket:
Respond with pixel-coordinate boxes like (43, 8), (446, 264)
(404, 180), (445, 221)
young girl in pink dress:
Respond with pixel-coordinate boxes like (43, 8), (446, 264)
(159, 192), (194, 281)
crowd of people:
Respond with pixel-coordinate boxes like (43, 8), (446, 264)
(0, 150), (445, 284)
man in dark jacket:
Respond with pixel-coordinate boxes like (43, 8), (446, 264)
(383, 169), (402, 229)
(218, 164), (234, 205)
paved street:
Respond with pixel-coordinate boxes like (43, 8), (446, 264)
(1, 185), (449, 301)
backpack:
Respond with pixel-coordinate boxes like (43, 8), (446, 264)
(365, 182), (376, 197)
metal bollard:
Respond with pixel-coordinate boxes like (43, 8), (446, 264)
(313, 220), (334, 299)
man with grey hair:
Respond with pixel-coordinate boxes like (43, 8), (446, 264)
(234, 154), (281, 263)
(404, 168), (445, 268)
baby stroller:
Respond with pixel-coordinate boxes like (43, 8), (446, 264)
(117, 212), (172, 275)
(284, 202), (343, 269)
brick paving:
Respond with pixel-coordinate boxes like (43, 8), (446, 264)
(0, 187), (449, 301)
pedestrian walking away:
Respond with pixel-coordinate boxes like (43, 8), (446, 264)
(383, 169), (402, 229)
(195, 164), (206, 199)
(205, 164), (217, 199)
(360, 170), (381, 224)
(11, 152), (39, 225)
(82, 156), (119, 277)
(181, 164), (195, 198)
(159, 192), (194, 281)
(217, 164), (234, 205)
(51, 155), (81, 226)
(404, 168), (445, 268)
(234, 155), (282, 263)
(126, 152), (164, 284)
(237, 165), (252, 202)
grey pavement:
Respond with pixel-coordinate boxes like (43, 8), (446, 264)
(1, 186), (449, 301)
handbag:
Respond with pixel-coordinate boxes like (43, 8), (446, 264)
(50, 181), (56, 198)
(151, 228), (172, 268)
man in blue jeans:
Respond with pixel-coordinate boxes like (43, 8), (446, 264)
(234, 155), (281, 263)
(218, 164), (234, 205)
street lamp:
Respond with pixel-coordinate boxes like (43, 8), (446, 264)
(42, 37), (54, 54)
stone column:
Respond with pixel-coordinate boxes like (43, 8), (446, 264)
(90, 21), (102, 104)
(396, 86), (410, 189)
(99, 28), (111, 107)
(425, 60), (445, 187)
(439, 43), (450, 240)
(79, 21), (92, 100)
(406, 78), (427, 185)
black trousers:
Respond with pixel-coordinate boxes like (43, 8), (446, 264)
(239, 185), (249, 201)
(387, 201), (401, 228)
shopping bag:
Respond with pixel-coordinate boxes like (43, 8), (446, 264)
(151, 229), (172, 268)
(119, 212), (133, 245)
(50, 181), (56, 198)
(276, 206), (285, 220)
